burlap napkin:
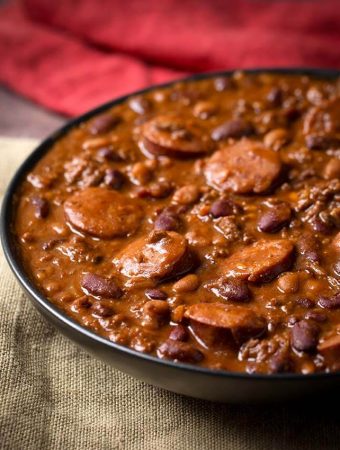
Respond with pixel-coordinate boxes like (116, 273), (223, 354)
(0, 138), (339, 450)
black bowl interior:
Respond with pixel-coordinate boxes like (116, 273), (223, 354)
(1, 68), (340, 402)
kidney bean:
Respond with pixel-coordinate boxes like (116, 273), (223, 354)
(96, 146), (122, 162)
(304, 311), (328, 322)
(145, 288), (168, 300)
(81, 273), (123, 299)
(210, 198), (236, 218)
(31, 196), (49, 219)
(267, 87), (283, 106)
(318, 293), (340, 309)
(214, 279), (251, 303)
(263, 128), (289, 151)
(172, 185), (200, 205)
(214, 77), (234, 91)
(305, 134), (339, 151)
(310, 215), (333, 235)
(104, 169), (125, 190)
(169, 324), (189, 342)
(154, 209), (181, 231)
(290, 320), (319, 352)
(128, 96), (152, 114)
(211, 119), (255, 141)
(295, 298), (315, 309)
(277, 272), (299, 294)
(258, 202), (291, 234)
(88, 113), (120, 134)
(268, 351), (292, 374)
(158, 339), (204, 363)
(297, 233), (320, 263)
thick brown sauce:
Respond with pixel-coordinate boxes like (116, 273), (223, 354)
(14, 73), (340, 374)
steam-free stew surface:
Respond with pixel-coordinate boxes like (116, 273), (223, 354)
(14, 73), (340, 374)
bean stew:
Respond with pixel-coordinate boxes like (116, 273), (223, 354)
(13, 72), (340, 374)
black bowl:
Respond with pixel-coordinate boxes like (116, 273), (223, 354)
(2, 68), (340, 403)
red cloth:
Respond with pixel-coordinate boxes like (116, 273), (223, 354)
(1, 0), (340, 116)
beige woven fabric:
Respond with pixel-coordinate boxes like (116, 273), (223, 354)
(0, 138), (339, 450)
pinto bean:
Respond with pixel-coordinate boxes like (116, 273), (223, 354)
(264, 128), (289, 151)
(323, 158), (340, 180)
(277, 272), (299, 294)
(173, 274), (199, 293)
(172, 185), (200, 205)
(81, 273), (123, 299)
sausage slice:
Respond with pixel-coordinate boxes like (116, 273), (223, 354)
(64, 187), (143, 238)
(221, 239), (294, 283)
(204, 139), (282, 194)
(185, 302), (266, 347)
(114, 230), (198, 281)
(141, 114), (213, 157)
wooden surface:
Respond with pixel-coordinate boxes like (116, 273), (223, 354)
(0, 86), (65, 139)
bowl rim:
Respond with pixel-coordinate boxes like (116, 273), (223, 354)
(2, 67), (340, 381)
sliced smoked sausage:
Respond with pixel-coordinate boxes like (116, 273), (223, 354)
(141, 114), (213, 157)
(204, 139), (282, 194)
(114, 230), (198, 281)
(64, 187), (143, 238)
(185, 302), (266, 347)
(221, 239), (295, 283)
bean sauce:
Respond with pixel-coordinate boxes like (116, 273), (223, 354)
(13, 73), (340, 374)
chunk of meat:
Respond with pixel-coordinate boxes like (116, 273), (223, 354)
(64, 187), (143, 238)
(185, 302), (266, 348)
(303, 98), (340, 150)
(220, 239), (295, 283)
(204, 139), (282, 194)
(303, 98), (340, 136)
(318, 334), (340, 370)
(114, 231), (198, 281)
(141, 114), (213, 157)
(81, 273), (123, 299)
